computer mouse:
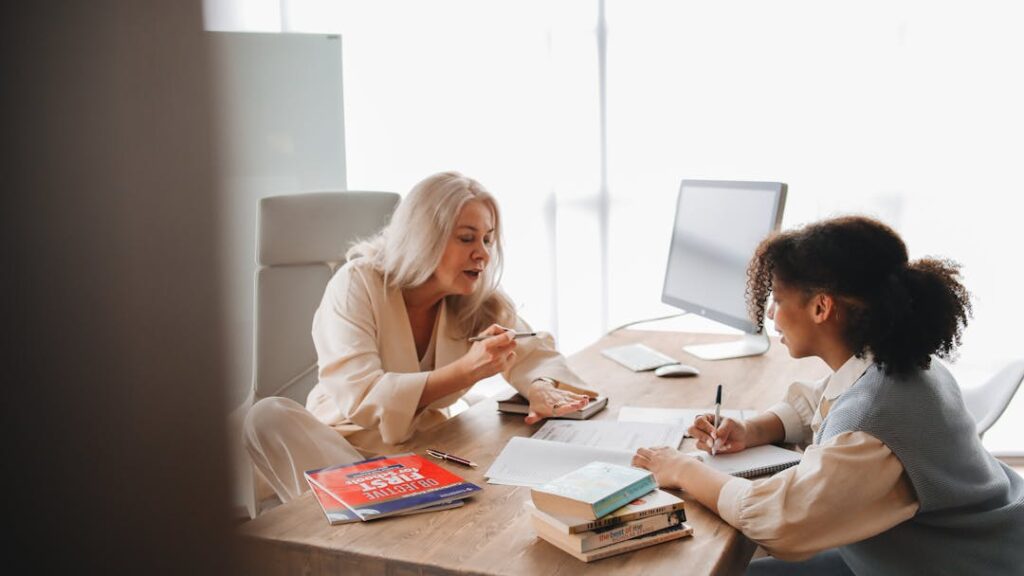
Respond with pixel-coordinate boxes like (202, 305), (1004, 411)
(654, 363), (700, 378)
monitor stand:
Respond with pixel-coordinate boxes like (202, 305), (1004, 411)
(684, 331), (770, 361)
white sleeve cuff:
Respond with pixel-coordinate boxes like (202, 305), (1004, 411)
(766, 402), (806, 444)
(717, 476), (752, 528)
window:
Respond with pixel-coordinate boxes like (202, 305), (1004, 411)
(207, 0), (1024, 453)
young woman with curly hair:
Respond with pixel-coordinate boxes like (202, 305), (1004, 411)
(633, 216), (1024, 575)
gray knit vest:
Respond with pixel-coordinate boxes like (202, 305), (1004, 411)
(816, 360), (1024, 575)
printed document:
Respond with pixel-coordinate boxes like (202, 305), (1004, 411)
(618, 406), (755, 437)
(531, 420), (686, 452)
(484, 437), (634, 487)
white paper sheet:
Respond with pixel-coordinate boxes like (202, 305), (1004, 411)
(530, 420), (686, 452)
(484, 437), (635, 487)
(617, 406), (754, 436)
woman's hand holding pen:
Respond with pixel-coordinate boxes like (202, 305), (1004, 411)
(459, 324), (518, 383)
(459, 324), (590, 424)
(689, 415), (749, 455)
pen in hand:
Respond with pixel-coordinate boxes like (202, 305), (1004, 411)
(467, 331), (537, 342)
(711, 384), (722, 456)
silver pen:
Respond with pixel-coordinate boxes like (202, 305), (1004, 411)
(467, 331), (537, 342)
(712, 384), (723, 456)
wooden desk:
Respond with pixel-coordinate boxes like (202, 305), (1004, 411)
(239, 330), (828, 575)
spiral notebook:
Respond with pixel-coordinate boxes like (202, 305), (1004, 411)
(690, 444), (801, 478)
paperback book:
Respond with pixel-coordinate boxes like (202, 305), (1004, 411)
(530, 461), (656, 520)
(531, 488), (686, 534)
(305, 452), (480, 521)
(307, 479), (464, 525)
(539, 522), (694, 563)
(529, 501), (687, 553)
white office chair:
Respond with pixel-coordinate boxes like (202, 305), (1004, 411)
(243, 190), (400, 516)
(253, 191), (400, 403)
(961, 360), (1024, 439)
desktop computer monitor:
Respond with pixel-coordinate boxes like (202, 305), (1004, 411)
(662, 179), (787, 360)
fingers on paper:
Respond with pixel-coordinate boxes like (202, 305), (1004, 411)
(633, 447), (654, 467)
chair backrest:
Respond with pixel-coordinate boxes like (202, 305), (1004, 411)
(961, 359), (1024, 438)
(253, 191), (400, 403)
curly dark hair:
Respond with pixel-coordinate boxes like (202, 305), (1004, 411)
(746, 216), (972, 374)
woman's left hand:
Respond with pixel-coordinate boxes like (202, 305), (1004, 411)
(632, 446), (698, 490)
(524, 379), (590, 425)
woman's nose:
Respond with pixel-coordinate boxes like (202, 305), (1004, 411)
(473, 243), (489, 262)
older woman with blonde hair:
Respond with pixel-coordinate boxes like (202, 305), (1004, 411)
(245, 171), (597, 503)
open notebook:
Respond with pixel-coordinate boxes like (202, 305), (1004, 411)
(690, 444), (802, 478)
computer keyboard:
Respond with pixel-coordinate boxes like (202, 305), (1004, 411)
(601, 343), (680, 372)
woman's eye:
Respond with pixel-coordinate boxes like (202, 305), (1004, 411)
(483, 236), (494, 246)
(458, 236), (474, 243)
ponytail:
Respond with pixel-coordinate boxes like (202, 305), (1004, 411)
(874, 258), (972, 372)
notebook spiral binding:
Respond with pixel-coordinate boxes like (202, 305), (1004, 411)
(736, 460), (799, 478)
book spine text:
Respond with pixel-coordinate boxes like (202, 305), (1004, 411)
(569, 502), (686, 534)
(580, 510), (685, 552)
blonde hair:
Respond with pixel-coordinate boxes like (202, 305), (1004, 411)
(347, 171), (516, 338)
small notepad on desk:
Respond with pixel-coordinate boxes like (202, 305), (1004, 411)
(691, 444), (802, 478)
(496, 391), (609, 420)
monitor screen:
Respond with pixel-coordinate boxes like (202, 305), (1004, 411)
(662, 180), (787, 334)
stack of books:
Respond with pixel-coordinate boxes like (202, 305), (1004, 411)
(304, 453), (480, 524)
(529, 461), (693, 562)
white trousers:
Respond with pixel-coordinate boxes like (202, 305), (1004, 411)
(243, 397), (363, 504)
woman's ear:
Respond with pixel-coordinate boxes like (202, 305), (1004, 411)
(811, 293), (835, 325)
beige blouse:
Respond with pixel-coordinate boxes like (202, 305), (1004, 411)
(716, 355), (920, 561)
(305, 258), (591, 445)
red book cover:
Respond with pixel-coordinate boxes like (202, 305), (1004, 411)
(307, 476), (465, 525)
(305, 452), (481, 521)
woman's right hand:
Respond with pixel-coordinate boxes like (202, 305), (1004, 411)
(688, 414), (749, 454)
(459, 324), (518, 383)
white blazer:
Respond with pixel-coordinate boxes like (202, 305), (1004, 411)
(305, 258), (591, 445)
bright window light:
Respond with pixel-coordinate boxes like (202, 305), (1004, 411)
(206, 0), (1024, 453)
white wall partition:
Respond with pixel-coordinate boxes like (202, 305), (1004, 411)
(208, 32), (347, 407)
